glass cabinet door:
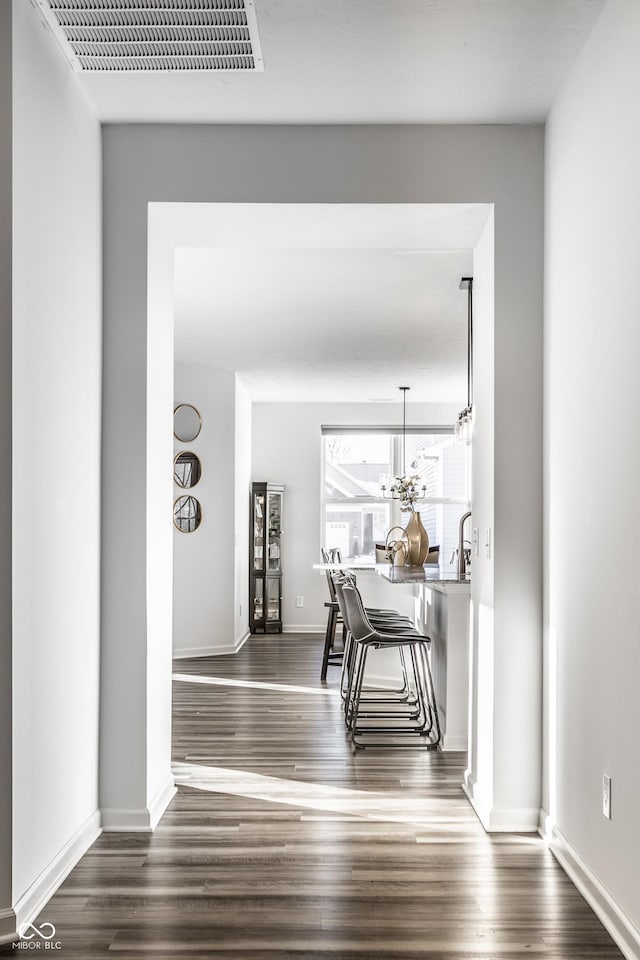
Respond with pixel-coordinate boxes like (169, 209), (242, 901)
(267, 490), (282, 572)
(253, 491), (265, 571)
(266, 577), (281, 622)
(250, 483), (284, 634)
(252, 578), (264, 622)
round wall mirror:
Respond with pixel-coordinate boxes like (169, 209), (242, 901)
(173, 495), (202, 533)
(174, 403), (201, 442)
(174, 451), (202, 489)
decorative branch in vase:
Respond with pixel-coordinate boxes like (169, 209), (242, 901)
(394, 475), (429, 567)
(392, 474), (421, 514)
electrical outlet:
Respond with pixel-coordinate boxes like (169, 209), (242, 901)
(296, 595), (304, 608)
(602, 775), (611, 819)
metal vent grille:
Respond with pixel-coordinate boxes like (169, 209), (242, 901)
(37, 0), (264, 72)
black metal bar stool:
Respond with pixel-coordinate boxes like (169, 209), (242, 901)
(319, 548), (345, 681)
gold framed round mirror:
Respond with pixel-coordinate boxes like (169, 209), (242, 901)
(174, 450), (202, 489)
(173, 495), (202, 533)
(173, 403), (201, 442)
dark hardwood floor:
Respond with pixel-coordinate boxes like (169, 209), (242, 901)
(12, 634), (623, 958)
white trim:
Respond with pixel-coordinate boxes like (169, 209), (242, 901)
(463, 768), (477, 806)
(462, 780), (489, 826)
(100, 807), (154, 832)
(462, 783), (538, 832)
(172, 631), (250, 659)
(148, 773), (177, 831)
(172, 647), (219, 659)
(282, 625), (324, 634)
(211, 638), (242, 654)
(538, 806), (553, 841)
(102, 774), (175, 833)
(550, 826), (640, 960)
(484, 807), (540, 832)
(440, 734), (467, 752)
(12, 810), (101, 937)
(0, 908), (17, 946)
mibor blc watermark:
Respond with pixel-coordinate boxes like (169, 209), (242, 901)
(12, 922), (62, 951)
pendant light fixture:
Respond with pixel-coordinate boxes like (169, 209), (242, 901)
(381, 386), (427, 506)
(455, 276), (474, 444)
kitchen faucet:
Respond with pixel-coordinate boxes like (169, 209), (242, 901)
(452, 510), (472, 580)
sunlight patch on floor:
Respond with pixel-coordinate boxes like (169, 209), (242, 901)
(172, 760), (478, 826)
(173, 673), (340, 697)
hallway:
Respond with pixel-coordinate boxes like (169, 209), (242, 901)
(22, 635), (621, 959)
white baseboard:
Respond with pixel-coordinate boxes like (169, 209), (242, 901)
(549, 825), (640, 960)
(441, 734), (467, 752)
(173, 631), (250, 659)
(102, 773), (176, 833)
(538, 806), (553, 840)
(12, 809), (101, 939)
(0, 908), (17, 945)
(172, 647), (217, 659)
(100, 806), (154, 832)
(462, 782), (539, 832)
(148, 773), (177, 831)
(486, 806), (540, 832)
(463, 768), (476, 801)
(282, 625), (324, 634)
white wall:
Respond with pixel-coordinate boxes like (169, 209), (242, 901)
(102, 122), (543, 839)
(172, 364), (237, 656)
(252, 401), (459, 631)
(0, 0), (12, 939)
(545, 0), (640, 942)
(11, 0), (102, 910)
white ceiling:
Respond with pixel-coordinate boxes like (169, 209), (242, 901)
(72, 0), (605, 124)
(90, 2), (604, 404)
(171, 203), (488, 403)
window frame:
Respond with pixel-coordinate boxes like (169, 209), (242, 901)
(321, 426), (470, 562)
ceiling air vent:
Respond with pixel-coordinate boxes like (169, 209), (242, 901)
(35, 0), (264, 72)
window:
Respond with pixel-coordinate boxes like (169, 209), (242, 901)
(322, 429), (470, 569)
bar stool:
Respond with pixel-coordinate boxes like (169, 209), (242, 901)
(319, 548), (345, 681)
(339, 579), (441, 749)
(332, 571), (417, 703)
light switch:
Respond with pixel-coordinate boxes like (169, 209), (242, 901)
(472, 527), (479, 558)
(485, 528), (492, 559)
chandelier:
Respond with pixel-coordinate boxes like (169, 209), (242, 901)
(380, 386), (427, 508)
(454, 276), (474, 444)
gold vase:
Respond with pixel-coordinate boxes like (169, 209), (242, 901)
(404, 511), (429, 567)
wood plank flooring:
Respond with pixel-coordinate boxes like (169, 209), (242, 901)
(13, 635), (623, 959)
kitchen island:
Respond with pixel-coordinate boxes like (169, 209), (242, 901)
(374, 563), (470, 752)
(315, 560), (471, 751)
